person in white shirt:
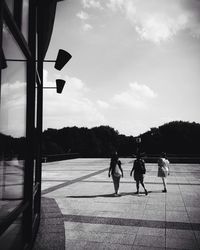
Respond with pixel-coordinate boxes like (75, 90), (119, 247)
(157, 152), (170, 193)
(108, 152), (123, 196)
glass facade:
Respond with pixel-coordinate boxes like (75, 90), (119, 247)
(0, 215), (23, 249)
(0, 22), (26, 218)
(5, 1), (15, 15)
(0, 1), (60, 249)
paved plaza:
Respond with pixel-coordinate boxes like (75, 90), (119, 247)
(36, 158), (200, 250)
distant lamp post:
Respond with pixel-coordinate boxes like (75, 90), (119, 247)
(136, 137), (141, 155)
(54, 49), (72, 71)
(150, 127), (158, 136)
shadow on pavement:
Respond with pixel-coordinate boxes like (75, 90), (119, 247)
(147, 190), (163, 194)
(66, 192), (145, 198)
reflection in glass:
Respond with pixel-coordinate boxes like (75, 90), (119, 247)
(22, 0), (29, 41)
(0, 215), (23, 249)
(0, 24), (26, 217)
(5, 0), (15, 16)
(2, 24), (25, 60)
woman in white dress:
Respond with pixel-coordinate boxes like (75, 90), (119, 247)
(157, 152), (170, 192)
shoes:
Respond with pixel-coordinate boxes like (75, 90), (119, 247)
(162, 189), (167, 193)
(135, 191), (139, 194)
(145, 189), (148, 195)
(114, 192), (121, 196)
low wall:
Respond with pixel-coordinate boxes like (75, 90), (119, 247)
(144, 157), (200, 164)
(42, 153), (79, 163)
(42, 154), (200, 164)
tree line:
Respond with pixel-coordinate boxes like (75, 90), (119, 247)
(42, 121), (200, 157)
(1, 121), (200, 159)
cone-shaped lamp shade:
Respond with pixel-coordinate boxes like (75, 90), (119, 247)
(54, 49), (72, 70)
(56, 79), (66, 93)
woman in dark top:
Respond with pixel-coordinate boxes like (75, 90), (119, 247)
(108, 152), (123, 196)
(130, 154), (148, 195)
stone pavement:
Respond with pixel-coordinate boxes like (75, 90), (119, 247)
(35, 158), (200, 250)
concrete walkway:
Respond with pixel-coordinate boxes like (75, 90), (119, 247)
(36, 158), (200, 250)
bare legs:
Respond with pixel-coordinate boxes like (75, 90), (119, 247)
(112, 176), (120, 195)
(136, 180), (139, 193)
(136, 179), (148, 195)
(162, 177), (167, 192)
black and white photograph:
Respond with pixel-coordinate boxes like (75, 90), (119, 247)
(0, 0), (200, 249)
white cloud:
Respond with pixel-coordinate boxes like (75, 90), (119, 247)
(130, 82), (157, 98)
(83, 23), (93, 31)
(113, 92), (145, 108)
(76, 11), (90, 20)
(82, 0), (103, 9)
(0, 81), (26, 137)
(107, 0), (200, 43)
(43, 71), (106, 130)
(112, 82), (157, 108)
(97, 100), (110, 109)
(133, 12), (189, 44)
(106, 0), (125, 11)
(76, 11), (93, 31)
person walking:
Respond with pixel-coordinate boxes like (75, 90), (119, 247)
(108, 152), (123, 196)
(157, 152), (170, 192)
(130, 154), (148, 195)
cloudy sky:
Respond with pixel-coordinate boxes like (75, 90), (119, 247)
(44, 0), (200, 136)
(2, 0), (199, 138)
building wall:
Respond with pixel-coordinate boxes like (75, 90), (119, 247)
(0, 1), (59, 249)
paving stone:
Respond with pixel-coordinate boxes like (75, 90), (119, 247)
(65, 230), (136, 245)
(64, 222), (139, 234)
(166, 211), (190, 223)
(132, 247), (165, 250)
(166, 237), (199, 249)
(137, 227), (165, 237)
(35, 159), (200, 250)
(133, 235), (165, 248)
(166, 229), (196, 239)
(65, 240), (133, 250)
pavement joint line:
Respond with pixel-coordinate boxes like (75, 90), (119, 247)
(42, 167), (108, 195)
(77, 180), (200, 186)
(177, 181), (199, 246)
(63, 214), (200, 231)
(164, 188), (167, 249)
(134, 182), (151, 246)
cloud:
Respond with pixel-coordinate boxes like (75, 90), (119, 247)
(107, 0), (133, 12)
(43, 71), (106, 130)
(0, 81), (26, 109)
(76, 11), (93, 31)
(0, 81), (26, 137)
(82, 0), (103, 9)
(106, 0), (200, 43)
(112, 82), (157, 108)
(130, 82), (157, 98)
(97, 100), (110, 109)
(76, 11), (90, 20)
(83, 23), (93, 31)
